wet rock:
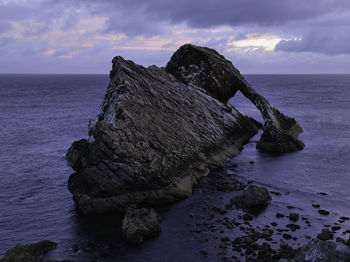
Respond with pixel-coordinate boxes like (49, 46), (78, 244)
(67, 45), (261, 214)
(276, 213), (285, 218)
(318, 209), (330, 215)
(231, 185), (271, 209)
(319, 192), (328, 195)
(332, 226), (341, 231)
(286, 224), (301, 232)
(243, 213), (253, 221)
(0, 240), (60, 262)
(317, 229), (334, 241)
(312, 204), (320, 208)
(122, 208), (162, 244)
(283, 233), (292, 240)
(294, 239), (350, 262)
(289, 213), (299, 222)
(166, 44), (304, 153)
(340, 216), (350, 221)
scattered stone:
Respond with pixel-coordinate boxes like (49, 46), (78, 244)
(317, 229), (334, 241)
(286, 224), (301, 232)
(270, 191), (282, 196)
(122, 208), (162, 244)
(340, 216), (350, 221)
(319, 192), (328, 195)
(289, 213), (299, 222)
(287, 205), (296, 209)
(332, 226), (341, 231)
(283, 234), (292, 240)
(312, 204), (320, 208)
(271, 222), (278, 227)
(318, 209), (330, 215)
(276, 213), (285, 218)
(249, 160), (255, 164)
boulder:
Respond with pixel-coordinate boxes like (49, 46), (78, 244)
(231, 185), (272, 208)
(0, 240), (66, 262)
(166, 44), (304, 153)
(122, 208), (162, 244)
(67, 49), (260, 214)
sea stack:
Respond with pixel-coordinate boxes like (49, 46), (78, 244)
(66, 44), (304, 215)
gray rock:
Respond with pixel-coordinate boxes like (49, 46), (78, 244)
(231, 185), (272, 208)
(122, 208), (162, 244)
(0, 240), (65, 262)
(166, 44), (304, 153)
(294, 239), (350, 262)
(67, 47), (260, 214)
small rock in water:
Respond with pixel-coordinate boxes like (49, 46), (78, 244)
(317, 229), (334, 240)
(286, 224), (301, 232)
(276, 213), (285, 218)
(283, 234), (292, 240)
(231, 185), (271, 209)
(340, 216), (350, 221)
(289, 213), (299, 222)
(312, 204), (320, 208)
(319, 192), (328, 196)
(318, 209), (330, 215)
(122, 208), (162, 244)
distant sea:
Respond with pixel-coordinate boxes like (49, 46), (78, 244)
(1, 74), (350, 261)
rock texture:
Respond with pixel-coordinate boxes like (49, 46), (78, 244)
(231, 185), (272, 209)
(294, 239), (350, 262)
(166, 44), (304, 153)
(0, 240), (71, 262)
(67, 50), (260, 214)
(67, 44), (303, 215)
(122, 208), (162, 244)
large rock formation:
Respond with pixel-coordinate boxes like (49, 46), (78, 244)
(66, 44), (304, 215)
(166, 44), (304, 153)
(67, 52), (260, 214)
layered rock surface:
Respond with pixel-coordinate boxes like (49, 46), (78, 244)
(67, 44), (304, 215)
(166, 44), (304, 153)
(67, 52), (260, 214)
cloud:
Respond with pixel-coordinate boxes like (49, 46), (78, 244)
(275, 28), (350, 55)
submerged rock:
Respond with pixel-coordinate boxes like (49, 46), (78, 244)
(0, 240), (68, 262)
(231, 185), (272, 209)
(166, 44), (304, 153)
(122, 208), (162, 244)
(67, 46), (260, 214)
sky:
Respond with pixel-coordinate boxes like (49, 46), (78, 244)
(0, 0), (350, 74)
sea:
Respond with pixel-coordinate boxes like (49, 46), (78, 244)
(1, 74), (350, 261)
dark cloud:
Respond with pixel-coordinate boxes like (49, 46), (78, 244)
(72, 0), (350, 29)
(275, 29), (350, 55)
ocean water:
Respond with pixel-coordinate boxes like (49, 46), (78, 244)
(1, 74), (350, 261)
